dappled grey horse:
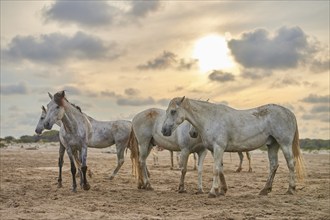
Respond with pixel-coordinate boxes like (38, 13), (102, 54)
(35, 105), (67, 188)
(35, 104), (135, 188)
(43, 91), (139, 192)
(133, 108), (208, 193)
(162, 97), (305, 197)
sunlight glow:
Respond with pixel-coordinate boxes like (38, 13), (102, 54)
(193, 35), (234, 72)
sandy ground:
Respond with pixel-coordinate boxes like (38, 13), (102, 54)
(0, 143), (329, 220)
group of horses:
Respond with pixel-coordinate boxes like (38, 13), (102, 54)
(35, 91), (305, 197)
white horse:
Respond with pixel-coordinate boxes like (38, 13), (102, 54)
(133, 108), (207, 193)
(43, 91), (139, 192)
(161, 97), (305, 197)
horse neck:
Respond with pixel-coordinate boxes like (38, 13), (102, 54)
(183, 99), (212, 133)
(61, 101), (83, 133)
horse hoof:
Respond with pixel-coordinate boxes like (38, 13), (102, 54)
(235, 168), (242, 173)
(178, 189), (187, 193)
(72, 188), (77, 193)
(286, 188), (295, 195)
(208, 192), (217, 198)
(83, 183), (91, 191)
(248, 168), (253, 173)
(195, 189), (204, 195)
(259, 189), (269, 196)
(109, 176), (115, 180)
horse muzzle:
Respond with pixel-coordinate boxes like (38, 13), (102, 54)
(161, 126), (172, 137)
(44, 122), (53, 130)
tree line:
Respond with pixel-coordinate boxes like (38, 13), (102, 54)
(1, 131), (329, 150)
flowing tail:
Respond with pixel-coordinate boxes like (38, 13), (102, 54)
(292, 124), (306, 180)
(127, 128), (143, 184)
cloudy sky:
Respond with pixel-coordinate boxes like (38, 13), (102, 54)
(1, 1), (329, 139)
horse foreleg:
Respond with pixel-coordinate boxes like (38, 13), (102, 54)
(259, 144), (279, 195)
(209, 145), (226, 198)
(178, 149), (189, 193)
(196, 149), (207, 194)
(57, 142), (65, 188)
(65, 147), (77, 192)
(80, 146), (90, 191)
(110, 143), (125, 180)
(236, 152), (244, 172)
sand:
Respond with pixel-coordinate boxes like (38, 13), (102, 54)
(0, 143), (329, 219)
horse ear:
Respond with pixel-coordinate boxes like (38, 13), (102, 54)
(59, 90), (65, 98)
(176, 96), (185, 107)
(41, 105), (46, 112)
(54, 91), (65, 106)
(48, 92), (53, 100)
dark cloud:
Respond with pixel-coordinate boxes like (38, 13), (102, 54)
(271, 76), (300, 88)
(208, 70), (235, 82)
(137, 51), (177, 70)
(42, 1), (162, 28)
(311, 105), (330, 113)
(101, 90), (118, 98)
(42, 1), (119, 27)
(129, 0), (161, 17)
(228, 26), (322, 70)
(2, 31), (119, 64)
(301, 94), (329, 103)
(302, 113), (329, 123)
(125, 88), (140, 96)
(1, 82), (29, 95)
(240, 69), (272, 80)
(310, 59), (330, 73)
(137, 51), (198, 71)
(117, 96), (155, 106)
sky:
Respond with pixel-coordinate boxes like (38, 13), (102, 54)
(1, 1), (329, 139)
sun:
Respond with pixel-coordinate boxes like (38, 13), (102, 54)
(193, 34), (234, 73)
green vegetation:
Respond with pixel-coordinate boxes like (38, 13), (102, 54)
(0, 132), (329, 152)
(0, 130), (59, 144)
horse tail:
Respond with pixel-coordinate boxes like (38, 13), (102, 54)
(292, 123), (306, 180)
(127, 128), (142, 183)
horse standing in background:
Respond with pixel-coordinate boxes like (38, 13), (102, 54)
(42, 91), (139, 192)
(162, 97), (305, 197)
(132, 108), (207, 193)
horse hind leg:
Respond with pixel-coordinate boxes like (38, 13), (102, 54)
(236, 152), (244, 172)
(259, 143), (279, 195)
(281, 143), (296, 195)
(246, 152), (252, 172)
(110, 142), (125, 180)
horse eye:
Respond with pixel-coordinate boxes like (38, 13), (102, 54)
(41, 117), (45, 120)
(56, 106), (60, 109)
(170, 110), (176, 115)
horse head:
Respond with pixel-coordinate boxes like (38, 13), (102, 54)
(43, 91), (66, 130)
(35, 106), (47, 134)
(161, 96), (186, 137)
